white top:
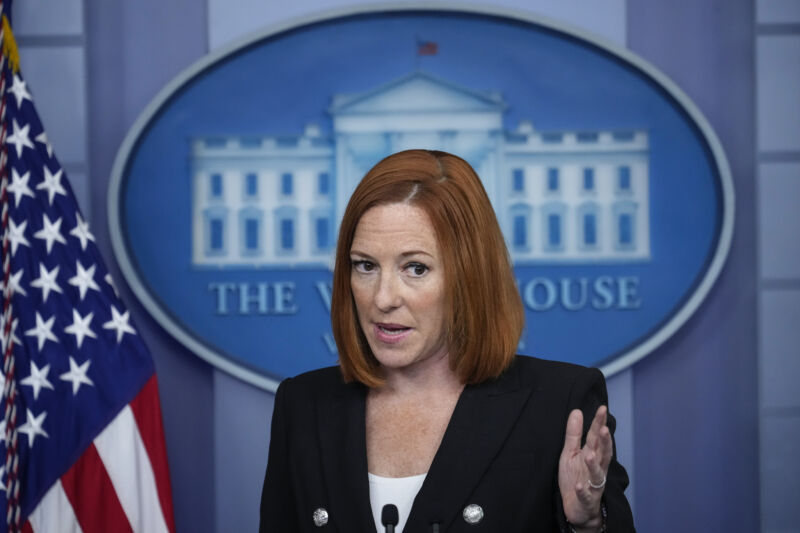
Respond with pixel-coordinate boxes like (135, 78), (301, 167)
(368, 472), (427, 533)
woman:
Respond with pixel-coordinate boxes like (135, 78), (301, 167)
(260, 150), (635, 532)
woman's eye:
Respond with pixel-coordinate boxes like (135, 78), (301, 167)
(352, 260), (375, 273)
(406, 263), (429, 277)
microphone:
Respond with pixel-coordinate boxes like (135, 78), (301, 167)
(381, 504), (399, 533)
(430, 523), (440, 533)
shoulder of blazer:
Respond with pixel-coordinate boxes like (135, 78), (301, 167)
(288, 364), (343, 386)
(495, 355), (602, 393)
(277, 365), (367, 420)
(280, 365), (355, 396)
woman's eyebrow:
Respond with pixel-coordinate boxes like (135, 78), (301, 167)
(349, 249), (373, 259)
(349, 249), (434, 259)
(399, 250), (434, 259)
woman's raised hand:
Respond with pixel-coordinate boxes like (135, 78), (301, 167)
(558, 406), (612, 531)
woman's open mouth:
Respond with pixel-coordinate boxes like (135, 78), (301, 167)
(374, 323), (411, 343)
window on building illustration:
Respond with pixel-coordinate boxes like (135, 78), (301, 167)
(239, 208), (262, 255)
(205, 138), (226, 148)
(240, 137), (262, 148)
(547, 168), (559, 192)
(541, 132), (563, 143)
(577, 132), (599, 143)
(509, 204), (532, 252)
(583, 213), (597, 246)
(210, 173), (223, 199)
(618, 213), (633, 246)
(274, 206), (298, 256)
(204, 206), (228, 257)
(281, 172), (293, 196)
(280, 218), (294, 250)
(583, 168), (595, 191)
(245, 172), (258, 197)
(318, 172), (330, 196)
(611, 200), (637, 252)
(513, 215), (527, 248)
(618, 166), (632, 192)
(244, 218), (259, 251)
(210, 219), (224, 252)
(316, 218), (329, 250)
(548, 214), (561, 247)
(512, 168), (525, 193)
(276, 136), (298, 148)
(577, 203), (600, 251)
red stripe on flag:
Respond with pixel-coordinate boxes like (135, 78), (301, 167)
(130, 375), (176, 533)
(61, 443), (134, 533)
(21, 521), (33, 533)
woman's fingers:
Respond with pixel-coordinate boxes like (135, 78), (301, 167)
(562, 406), (612, 491)
(583, 449), (606, 489)
(584, 405), (607, 450)
(598, 424), (613, 467)
(562, 409), (584, 456)
(561, 406), (612, 525)
(582, 406), (612, 489)
(585, 406), (614, 467)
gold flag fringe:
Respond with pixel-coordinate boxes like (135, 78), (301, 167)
(2, 15), (19, 73)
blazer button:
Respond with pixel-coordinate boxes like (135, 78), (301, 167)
(313, 507), (329, 527)
(462, 504), (484, 525)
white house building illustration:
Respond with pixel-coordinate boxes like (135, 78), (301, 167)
(191, 72), (650, 267)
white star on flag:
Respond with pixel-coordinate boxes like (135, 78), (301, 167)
(35, 130), (54, 158)
(8, 73), (32, 107)
(60, 356), (94, 395)
(20, 361), (55, 401)
(33, 213), (67, 253)
(30, 263), (63, 302)
(69, 213), (95, 251)
(36, 166), (68, 205)
(7, 168), (34, 207)
(7, 268), (27, 297)
(68, 261), (101, 301)
(6, 117), (34, 157)
(18, 408), (49, 448)
(103, 306), (137, 343)
(8, 217), (30, 255)
(24, 312), (59, 351)
(64, 309), (97, 348)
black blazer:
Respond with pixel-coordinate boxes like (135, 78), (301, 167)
(260, 356), (635, 532)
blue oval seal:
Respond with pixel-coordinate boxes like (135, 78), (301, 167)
(109, 5), (734, 391)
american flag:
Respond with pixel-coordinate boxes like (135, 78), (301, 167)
(416, 40), (438, 56)
(0, 2), (175, 532)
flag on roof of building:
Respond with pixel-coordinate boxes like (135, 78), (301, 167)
(0, 2), (175, 532)
(417, 40), (438, 56)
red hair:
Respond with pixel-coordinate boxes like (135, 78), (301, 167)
(331, 150), (523, 387)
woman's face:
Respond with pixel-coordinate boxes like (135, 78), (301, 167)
(349, 203), (448, 374)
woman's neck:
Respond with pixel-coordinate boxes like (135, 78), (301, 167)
(376, 352), (463, 399)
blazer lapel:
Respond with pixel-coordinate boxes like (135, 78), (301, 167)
(405, 363), (533, 531)
(317, 382), (376, 533)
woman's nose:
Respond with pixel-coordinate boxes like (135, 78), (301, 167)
(374, 272), (402, 311)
